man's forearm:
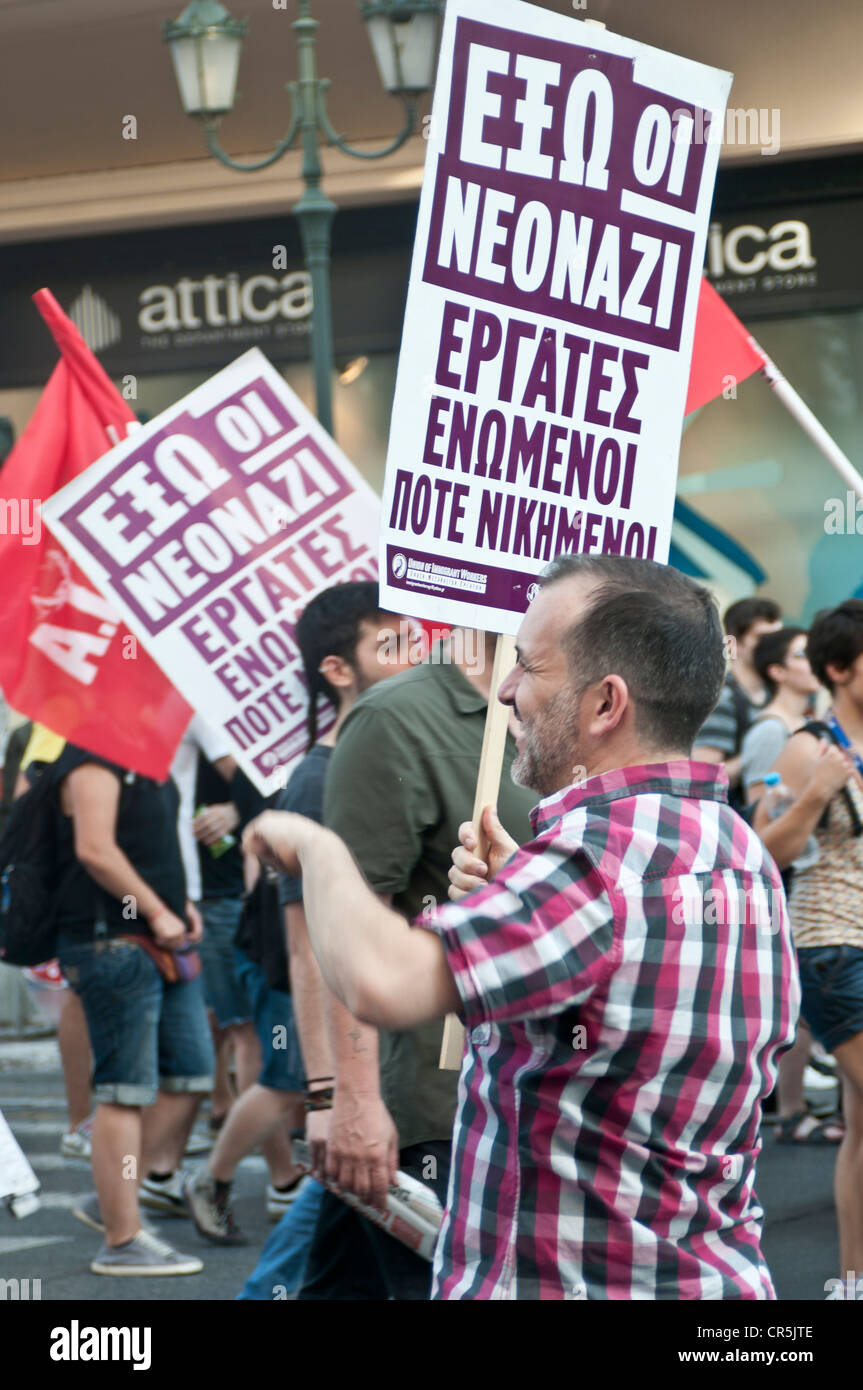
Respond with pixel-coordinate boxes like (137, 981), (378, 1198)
(298, 826), (410, 1018)
(285, 905), (334, 1081)
(247, 812), (460, 1028)
(325, 987), (381, 1096)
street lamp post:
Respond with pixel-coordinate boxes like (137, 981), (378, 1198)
(164, 0), (442, 437)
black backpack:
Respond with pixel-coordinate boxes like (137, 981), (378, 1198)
(0, 761), (64, 967)
(797, 719), (863, 837)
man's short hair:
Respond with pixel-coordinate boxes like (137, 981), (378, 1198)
(539, 554), (726, 752)
(753, 626), (806, 698)
(806, 599), (863, 692)
(723, 596), (781, 640)
(296, 582), (390, 748)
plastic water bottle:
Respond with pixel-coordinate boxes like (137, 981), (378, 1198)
(761, 773), (819, 870)
(762, 772), (793, 819)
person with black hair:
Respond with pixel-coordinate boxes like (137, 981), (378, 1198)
(185, 581), (413, 1253)
(741, 627), (819, 802)
(246, 554), (799, 1299)
(766, 599), (863, 1283)
(54, 744), (213, 1277)
(741, 627), (846, 1146)
(693, 596), (783, 809)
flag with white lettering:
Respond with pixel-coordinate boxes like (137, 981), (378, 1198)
(380, 0), (731, 632)
(41, 349), (381, 795)
(0, 289), (192, 779)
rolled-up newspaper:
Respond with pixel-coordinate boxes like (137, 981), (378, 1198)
(292, 1139), (443, 1262)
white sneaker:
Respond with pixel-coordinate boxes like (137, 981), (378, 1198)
(266, 1176), (307, 1221)
(90, 1228), (202, 1276)
(60, 1117), (94, 1159)
(804, 1064), (839, 1091)
(139, 1171), (190, 1217)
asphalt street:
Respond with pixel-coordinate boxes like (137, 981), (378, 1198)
(0, 1036), (845, 1303)
(0, 1038), (289, 1302)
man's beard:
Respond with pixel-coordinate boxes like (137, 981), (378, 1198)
(511, 684), (586, 798)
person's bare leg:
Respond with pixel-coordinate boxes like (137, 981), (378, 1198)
(208, 1085), (302, 1185)
(141, 1092), (201, 1175)
(210, 1018), (233, 1122)
(58, 990), (92, 1131)
(230, 1021), (263, 1095)
(832, 1038), (863, 1278)
(262, 1095), (305, 1187)
(777, 1024), (810, 1116)
(91, 1102), (142, 1246)
(774, 1023), (842, 1138)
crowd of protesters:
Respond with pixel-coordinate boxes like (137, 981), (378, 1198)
(3, 562), (863, 1297)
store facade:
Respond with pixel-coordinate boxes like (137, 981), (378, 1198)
(677, 153), (863, 621)
(0, 201), (419, 495)
(2, 154), (863, 624)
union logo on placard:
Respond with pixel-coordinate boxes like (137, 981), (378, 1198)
(526, 583), (541, 604)
(392, 553), (408, 580)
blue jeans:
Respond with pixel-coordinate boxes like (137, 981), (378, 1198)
(797, 945), (863, 1052)
(58, 935), (214, 1107)
(199, 897), (251, 1027)
(234, 949), (305, 1092)
(236, 1179), (324, 1300)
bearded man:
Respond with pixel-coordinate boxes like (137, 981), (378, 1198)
(244, 554), (799, 1301)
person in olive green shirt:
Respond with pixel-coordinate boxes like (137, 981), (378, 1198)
(296, 631), (534, 1300)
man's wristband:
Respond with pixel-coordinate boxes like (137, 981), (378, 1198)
(305, 1086), (334, 1112)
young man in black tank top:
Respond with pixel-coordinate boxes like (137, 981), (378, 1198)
(56, 747), (213, 1276)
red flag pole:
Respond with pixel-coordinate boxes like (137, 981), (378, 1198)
(753, 344), (863, 503)
(686, 280), (863, 502)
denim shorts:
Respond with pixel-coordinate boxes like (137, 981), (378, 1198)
(797, 945), (863, 1053)
(234, 948), (305, 1093)
(57, 934), (215, 1107)
(198, 897), (252, 1027)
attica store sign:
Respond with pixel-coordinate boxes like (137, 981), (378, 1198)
(0, 205), (415, 388)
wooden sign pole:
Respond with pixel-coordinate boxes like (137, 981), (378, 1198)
(439, 632), (517, 1069)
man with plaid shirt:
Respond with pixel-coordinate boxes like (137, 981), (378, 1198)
(244, 555), (799, 1300)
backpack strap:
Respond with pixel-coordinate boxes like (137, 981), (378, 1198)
(793, 720), (863, 837)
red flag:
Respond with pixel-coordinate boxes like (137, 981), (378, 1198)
(0, 289), (192, 779)
(685, 278), (766, 415)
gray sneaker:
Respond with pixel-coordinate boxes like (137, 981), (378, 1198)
(182, 1167), (247, 1245)
(73, 1192), (106, 1234)
(90, 1228), (203, 1276)
(74, 1192), (156, 1236)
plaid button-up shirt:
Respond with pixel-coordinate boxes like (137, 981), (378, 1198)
(424, 762), (799, 1300)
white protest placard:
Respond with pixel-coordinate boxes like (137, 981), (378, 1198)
(380, 0), (732, 633)
(42, 349), (380, 795)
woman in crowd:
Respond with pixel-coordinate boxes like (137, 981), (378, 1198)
(762, 601), (863, 1282)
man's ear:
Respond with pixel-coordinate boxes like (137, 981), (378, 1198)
(825, 660), (850, 689)
(587, 675), (629, 735)
(319, 654), (354, 691)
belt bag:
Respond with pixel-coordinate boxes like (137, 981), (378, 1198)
(119, 934), (201, 984)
